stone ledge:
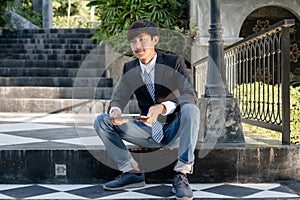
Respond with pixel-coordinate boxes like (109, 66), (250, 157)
(0, 144), (298, 184)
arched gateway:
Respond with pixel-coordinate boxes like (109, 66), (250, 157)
(191, 0), (300, 70)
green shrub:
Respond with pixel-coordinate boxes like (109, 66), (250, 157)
(16, 5), (42, 27)
(242, 84), (300, 145)
(87, 0), (192, 44)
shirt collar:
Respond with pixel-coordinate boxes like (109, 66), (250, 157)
(139, 53), (157, 73)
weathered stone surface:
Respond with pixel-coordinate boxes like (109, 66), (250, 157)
(5, 11), (39, 29)
(198, 97), (245, 143)
(0, 144), (298, 183)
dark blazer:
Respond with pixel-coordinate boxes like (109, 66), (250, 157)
(109, 50), (197, 124)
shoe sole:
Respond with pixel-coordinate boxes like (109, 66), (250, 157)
(103, 181), (146, 191)
(172, 187), (193, 200)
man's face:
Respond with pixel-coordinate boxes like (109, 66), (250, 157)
(130, 33), (159, 64)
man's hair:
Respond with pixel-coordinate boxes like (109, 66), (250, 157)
(127, 19), (159, 41)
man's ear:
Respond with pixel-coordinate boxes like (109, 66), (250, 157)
(153, 36), (159, 45)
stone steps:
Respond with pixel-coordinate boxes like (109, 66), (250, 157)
(0, 99), (104, 113)
(1, 28), (97, 35)
(0, 38), (96, 44)
(0, 77), (112, 87)
(0, 48), (96, 54)
(0, 68), (106, 77)
(0, 43), (97, 50)
(0, 60), (103, 68)
(0, 87), (113, 99)
(0, 53), (98, 61)
(0, 142), (299, 184)
(0, 28), (111, 113)
(0, 99), (139, 113)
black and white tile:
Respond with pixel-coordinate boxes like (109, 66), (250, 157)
(0, 183), (298, 199)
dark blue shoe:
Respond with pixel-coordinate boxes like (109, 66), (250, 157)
(172, 173), (193, 200)
(103, 172), (145, 191)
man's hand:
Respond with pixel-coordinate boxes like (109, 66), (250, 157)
(138, 104), (166, 124)
(110, 109), (129, 125)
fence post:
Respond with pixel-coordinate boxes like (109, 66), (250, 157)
(281, 24), (291, 145)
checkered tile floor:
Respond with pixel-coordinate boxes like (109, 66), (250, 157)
(0, 113), (269, 149)
(0, 183), (298, 199)
(0, 113), (299, 199)
(0, 113), (108, 149)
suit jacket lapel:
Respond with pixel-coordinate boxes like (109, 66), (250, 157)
(154, 51), (166, 100)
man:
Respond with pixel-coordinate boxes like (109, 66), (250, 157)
(94, 19), (200, 200)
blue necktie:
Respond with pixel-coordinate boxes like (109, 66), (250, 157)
(144, 70), (164, 143)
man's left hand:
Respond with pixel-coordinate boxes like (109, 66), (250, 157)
(138, 104), (166, 124)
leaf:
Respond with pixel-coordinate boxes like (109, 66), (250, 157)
(86, 0), (106, 7)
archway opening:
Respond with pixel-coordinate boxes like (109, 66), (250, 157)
(240, 6), (300, 76)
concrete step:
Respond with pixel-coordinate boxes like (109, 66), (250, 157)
(0, 37), (96, 44)
(0, 86), (113, 99)
(0, 68), (106, 77)
(0, 77), (113, 87)
(1, 28), (97, 36)
(1, 144), (298, 185)
(0, 87), (113, 99)
(0, 32), (96, 39)
(0, 99), (105, 113)
(0, 60), (103, 68)
(0, 43), (97, 50)
(0, 53), (101, 61)
(0, 99), (139, 113)
(0, 48), (102, 55)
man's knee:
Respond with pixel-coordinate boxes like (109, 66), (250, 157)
(94, 113), (110, 132)
(181, 104), (200, 119)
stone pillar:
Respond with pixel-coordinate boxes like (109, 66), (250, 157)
(198, 98), (244, 143)
(32, 0), (42, 13)
(42, 0), (52, 28)
(198, 0), (244, 144)
(32, 0), (52, 28)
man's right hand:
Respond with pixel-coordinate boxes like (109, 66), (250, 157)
(110, 109), (129, 125)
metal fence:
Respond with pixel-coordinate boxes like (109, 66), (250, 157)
(193, 19), (295, 144)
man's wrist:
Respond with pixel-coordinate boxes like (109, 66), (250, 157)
(109, 107), (122, 115)
(160, 104), (167, 114)
(161, 101), (177, 115)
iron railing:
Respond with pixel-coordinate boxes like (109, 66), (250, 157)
(193, 19), (295, 144)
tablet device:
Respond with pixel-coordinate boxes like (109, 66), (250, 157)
(108, 114), (149, 120)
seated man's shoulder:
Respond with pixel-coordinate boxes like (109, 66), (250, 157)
(124, 59), (139, 73)
(161, 52), (179, 60)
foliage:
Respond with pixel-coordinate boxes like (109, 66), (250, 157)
(240, 83), (300, 145)
(53, 16), (99, 28)
(52, 0), (100, 28)
(16, 0), (42, 27)
(53, 0), (80, 17)
(290, 86), (300, 144)
(0, 0), (19, 27)
(291, 73), (300, 87)
(87, 0), (192, 43)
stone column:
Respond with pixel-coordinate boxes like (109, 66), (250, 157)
(42, 0), (52, 28)
(32, 0), (52, 28)
(198, 0), (245, 144)
(32, 0), (42, 13)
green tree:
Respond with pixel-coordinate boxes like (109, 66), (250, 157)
(87, 0), (192, 43)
